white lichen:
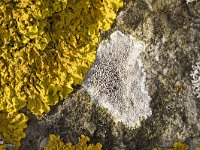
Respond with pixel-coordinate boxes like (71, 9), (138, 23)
(191, 61), (200, 98)
(83, 31), (152, 127)
(186, 0), (197, 3)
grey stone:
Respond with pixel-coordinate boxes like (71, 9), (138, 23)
(6, 144), (14, 150)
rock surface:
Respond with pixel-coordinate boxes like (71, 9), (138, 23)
(20, 0), (200, 149)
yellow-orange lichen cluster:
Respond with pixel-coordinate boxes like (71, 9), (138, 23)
(0, 0), (123, 149)
(0, 0), (123, 115)
(0, 112), (28, 150)
(153, 142), (200, 150)
(45, 134), (102, 150)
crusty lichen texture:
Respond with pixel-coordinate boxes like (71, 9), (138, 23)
(0, 0), (123, 115)
(83, 31), (151, 127)
(44, 134), (102, 150)
(0, 0), (123, 149)
(191, 61), (200, 98)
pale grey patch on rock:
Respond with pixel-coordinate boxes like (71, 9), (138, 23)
(191, 61), (200, 98)
(144, 0), (153, 11)
(7, 144), (14, 150)
(187, 0), (197, 3)
(39, 138), (49, 150)
(83, 31), (152, 127)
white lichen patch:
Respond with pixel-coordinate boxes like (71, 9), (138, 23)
(191, 61), (200, 98)
(186, 0), (197, 3)
(83, 31), (152, 127)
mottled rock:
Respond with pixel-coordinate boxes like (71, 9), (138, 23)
(117, 0), (200, 148)
(20, 89), (126, 150)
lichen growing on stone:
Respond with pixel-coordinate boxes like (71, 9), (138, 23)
(0, 144), (6, 150)
(168, 142), (189, 150)
(0, 112), (28, 150)
(153, 141), (200, 150)
(187, 0), (197, 3)
(44, 134), (102, 150)
(0, 0), (123, 149)
(83, 31), (151, 127)
(190, 61), (200, 98)
(0, 0), (123, 115)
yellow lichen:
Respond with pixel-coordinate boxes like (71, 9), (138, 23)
(0, 0), (123, 149)
(0, 0), (123, 115)
(152, 148), (160, 150)
(168, 142), (189, 150)
(0, 144), (6, 150)
(0, 112), (28, 150)
(45, 134), (102, 150)
(153, 141), (200, 150)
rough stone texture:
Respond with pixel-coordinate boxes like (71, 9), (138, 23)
(83, 31), (152, 127)
(20, 0), (200, 149)
(20, 89), (127, 150)
(115, 0), (200, 148)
